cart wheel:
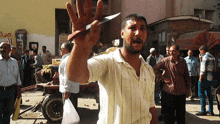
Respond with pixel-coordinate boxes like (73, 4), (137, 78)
(42, 94), (63, 122)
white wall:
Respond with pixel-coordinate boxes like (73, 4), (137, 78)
(27, 34), (55, 55)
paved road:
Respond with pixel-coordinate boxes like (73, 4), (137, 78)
(11, 90), (220, 124)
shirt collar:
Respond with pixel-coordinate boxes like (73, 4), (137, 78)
(62, 53), (70, 59)
(0, 54), (13, 61)
(114, 48), (147, 67)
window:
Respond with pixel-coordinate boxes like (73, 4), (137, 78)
(205, 10), (214, 21)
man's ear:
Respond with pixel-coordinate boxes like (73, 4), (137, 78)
(121, 30), (124, 39)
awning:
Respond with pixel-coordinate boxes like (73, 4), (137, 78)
(175, 30), (220, 50)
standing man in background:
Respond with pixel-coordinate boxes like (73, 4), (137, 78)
(146, 48), (156, 67)
(215, 51), (220, 87)
(184, 50), (199, 101)
(0, 42), (22, 124)
(147, 48), (161, 105)
(154, 45), (191, 124)
(59, 43), (80, 112)
(30, 50), (43, 73)
(10, 46), (21, 64)
(40, 46), (52, 64)
(20, 50), (31, 87)
(165, 46), (170, 57)
(196, 45), (215, 116)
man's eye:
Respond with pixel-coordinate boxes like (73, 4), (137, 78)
(141, 27), (146, 30)
(130, 27), (136, 30)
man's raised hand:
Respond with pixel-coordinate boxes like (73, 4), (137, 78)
(66, 0), (103, 48)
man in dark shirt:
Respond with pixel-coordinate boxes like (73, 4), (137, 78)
(154, 45), (191, 124)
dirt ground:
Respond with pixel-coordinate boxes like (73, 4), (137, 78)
(10, 90), (220, 124)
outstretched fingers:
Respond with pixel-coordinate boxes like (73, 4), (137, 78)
(85, 0), (93, 22)
(76, 0), (85, 18)
(66, 2), (78, 25)
(93, 0), (103, 21)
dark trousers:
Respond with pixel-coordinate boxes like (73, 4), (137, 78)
(23, 69), (31, 87)
(162, 90), (186, 124)
(190, 76), (199, 97)
(0, 87), (16, 124)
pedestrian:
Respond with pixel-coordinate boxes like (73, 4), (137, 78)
(0, 42), (22, 124)
(10, 46), (21, 62)
(30, 50), (43, 84)
(153, 44), (191, 124)
(155, 50), (164, 64)
(65, 1), (158, 123)
(58, 43), (80, 112)
(39, 46), (53, 65)
(146, 48), (162, 105)
(146, 48), (156, 67)
(196, 45), (215, 116)
(20, 50), (31, 87)
(215, 50), (220, 87)
(184, 50), (199, 101)
(215, 85), (220, 116)
(165, 45), (170, 57)
(30, 50), (43, 72)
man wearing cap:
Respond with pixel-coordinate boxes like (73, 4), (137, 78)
(146, 48), (156, 67)
(146, 48), (160, 105)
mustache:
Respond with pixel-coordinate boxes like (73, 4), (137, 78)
(132, 38), (143, 43)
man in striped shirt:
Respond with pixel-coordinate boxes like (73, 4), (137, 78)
(196, 45), (215, 116)
(65, 0), (158, 123)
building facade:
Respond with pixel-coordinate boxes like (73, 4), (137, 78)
(1, 0), (220, 56)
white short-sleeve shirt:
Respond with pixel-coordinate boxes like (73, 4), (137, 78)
(88, 49), (155, 124)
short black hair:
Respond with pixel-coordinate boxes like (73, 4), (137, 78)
(42, 46), (46, 49)
(121, 14), (147, 29)
(199, 45), (209, 52)
(62, 43), (74, 52)
(25, 50), (29, 53)
(33, 50), (38, 54)
(11, 46), (16, 50)
(171, 44), (180, 51)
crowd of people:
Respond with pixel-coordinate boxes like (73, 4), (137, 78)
(147, 45), (220, 123)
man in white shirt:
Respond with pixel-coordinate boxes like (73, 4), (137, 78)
(0, 42), (22, 124)
(65, 1), (158, 123)
(40, 46), (53, 64)
(58, 43), (80, 110)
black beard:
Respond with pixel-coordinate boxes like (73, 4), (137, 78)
(124, 41), (144, 54)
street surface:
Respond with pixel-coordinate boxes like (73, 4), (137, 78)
(11, 90), (220, 124)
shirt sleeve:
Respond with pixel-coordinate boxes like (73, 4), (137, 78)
(15, 61), (22, 85)
(153, 59), (166, 80)
(87, 55), (109, 83)
(59, 56), (79, 93)
(200, 56), (208, 76)
(183, 60), (192, 87)
(149, 67), (156, 107)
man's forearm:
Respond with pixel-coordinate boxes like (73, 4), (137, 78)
(199, 75), (204, 81)
(67, 44), (91, 83)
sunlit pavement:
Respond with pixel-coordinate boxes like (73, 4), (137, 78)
(11, 91), (220, 124)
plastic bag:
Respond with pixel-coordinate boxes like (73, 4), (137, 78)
(62, 98), (80, 124)
(12, 97), (22, 121)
